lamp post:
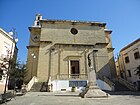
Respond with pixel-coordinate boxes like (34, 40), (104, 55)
(31, 53), (36, 79)
(3, 57), (10, 94)
(3, 37), (18, 94)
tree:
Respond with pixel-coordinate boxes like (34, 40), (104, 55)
(8, 58), (26, 89)
(0, 56), (26, 91)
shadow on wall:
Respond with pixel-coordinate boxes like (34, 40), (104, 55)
(96, 57), (116, 80)
(109, 57), (117, 78)
(97, 62), (111, 79)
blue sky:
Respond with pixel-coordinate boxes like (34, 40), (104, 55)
(0, 0), (140, 63)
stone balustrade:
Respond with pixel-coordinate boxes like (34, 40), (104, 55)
(118, 77), (137, 91)
(51, 74), (88, 80)
(103, 76), (115, 91)
(26, 76), (38, 91)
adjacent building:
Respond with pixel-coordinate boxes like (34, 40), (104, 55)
(25, 14), (116, 91)
(0, 28), (18, 92)
(116, 38), (140, 88)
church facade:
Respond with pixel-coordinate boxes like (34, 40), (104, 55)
(25, 14), (116, 91)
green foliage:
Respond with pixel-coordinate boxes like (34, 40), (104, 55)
(8, 58), (26, 81)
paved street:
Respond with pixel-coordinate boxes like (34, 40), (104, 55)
(2, 91), (140, 105)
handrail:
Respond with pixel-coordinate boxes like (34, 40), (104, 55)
(26, 76), (38, 91)
(118, 77), (137, 91)
(103, 76), (115, 87)
(97, 74), (115, 91)
(103, 76), (115, 91)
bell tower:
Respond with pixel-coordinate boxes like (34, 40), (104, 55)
(33, 14), (42, 27)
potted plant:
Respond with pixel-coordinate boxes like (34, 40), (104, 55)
(71, 86), (76, 92)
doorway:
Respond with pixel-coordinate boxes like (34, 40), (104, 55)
(70, 61), (80, 78)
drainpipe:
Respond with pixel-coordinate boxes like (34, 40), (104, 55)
(84, 50), (87, 74)
(48, 48), (51, 78)
(58, 48), (61, 79)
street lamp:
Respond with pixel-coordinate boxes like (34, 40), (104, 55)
(3, 39), (18, 94)
(31, 53), (36, 79)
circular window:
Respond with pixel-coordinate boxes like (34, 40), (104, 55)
(70, 28), (78, 35)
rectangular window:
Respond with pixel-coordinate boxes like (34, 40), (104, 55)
(70, 60), (80, 78)
(127, 70), (131, 77)
(69, 80), (87, 87)
(125, 56), (130, 63)
(134, 51), (140, 59)
(1, 46), (9, 58)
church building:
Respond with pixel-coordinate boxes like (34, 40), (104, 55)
(25, 14), (116, 92)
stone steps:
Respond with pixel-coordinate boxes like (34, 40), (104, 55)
(30, 82), (48, 92)
(113, 81), (130, 91)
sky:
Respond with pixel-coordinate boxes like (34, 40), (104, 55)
(0, 0), (140, 63)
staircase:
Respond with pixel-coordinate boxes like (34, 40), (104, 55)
(98, 75), (131, 91)
(30, 82), (48, 92)
(113, 80), (130, 91)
